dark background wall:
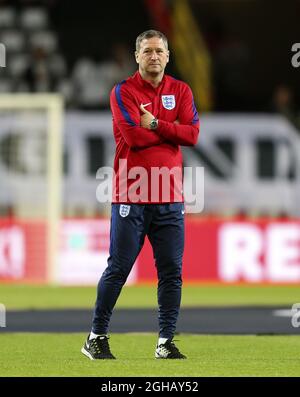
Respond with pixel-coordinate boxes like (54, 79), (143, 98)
(190, 0), (300, 110)
(3, 0), (298, 111)
(50, 0), (151, 65)
(48, 0), (299, 111)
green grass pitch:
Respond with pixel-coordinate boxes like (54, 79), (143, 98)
(1, 284), (300, 309)
(1, 284), (300, 377)
(1, 333), (300, 377)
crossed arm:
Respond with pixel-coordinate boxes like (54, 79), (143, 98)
(110, 84), (200, 149)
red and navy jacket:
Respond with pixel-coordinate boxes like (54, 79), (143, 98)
(110, 71), (200, 203)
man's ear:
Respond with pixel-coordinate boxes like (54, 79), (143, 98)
(166, 50), (170, 63)
(135, 51), (139, 64)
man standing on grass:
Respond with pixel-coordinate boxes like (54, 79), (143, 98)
(82, 29), (200, 360)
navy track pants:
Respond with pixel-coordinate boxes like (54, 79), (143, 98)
(92, 202), (185, 339)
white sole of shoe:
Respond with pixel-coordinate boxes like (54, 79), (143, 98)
(155, 352), (166, 359)
(81, 347), (94, 360)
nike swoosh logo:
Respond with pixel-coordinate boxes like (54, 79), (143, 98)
(141, 102), (152, 107)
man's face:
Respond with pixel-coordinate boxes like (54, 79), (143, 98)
(135, 37), (169, 75)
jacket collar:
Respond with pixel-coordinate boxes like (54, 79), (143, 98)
(134, 71), (166, 91)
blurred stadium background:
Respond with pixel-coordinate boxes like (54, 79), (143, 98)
(1, 0), (300, 378)
(0, 0), (299, 286)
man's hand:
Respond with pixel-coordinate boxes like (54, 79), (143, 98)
(140, 103), (155, 129)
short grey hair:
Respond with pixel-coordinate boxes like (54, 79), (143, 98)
(135, 30), (168, 52)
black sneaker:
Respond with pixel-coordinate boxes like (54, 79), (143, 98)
(155, 339), (187, 359)
(81, 334), (116, 360)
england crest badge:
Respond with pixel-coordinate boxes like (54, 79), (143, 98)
(119, 204), (131, 217)
(162, 95), (176, 110)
